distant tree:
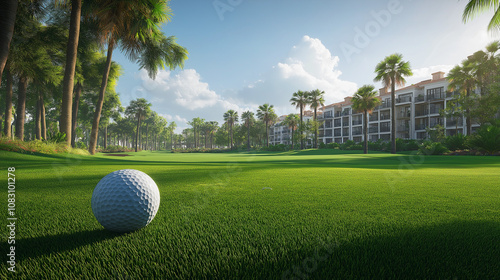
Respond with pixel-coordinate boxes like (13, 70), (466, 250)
(223, 110), (238, 150)
(168, 121), (177, 150)
(374, 53), (413, 154)
(257, 103), (277, 147)
(283, 114), (300, 150)
(447, 59), (477, 135)
(241, 111), (255, 151)
(351, 85), (382, 154)
(308, 89), (325, 148)
(125, 98), (151, 152)
(290, 90), (310, 149)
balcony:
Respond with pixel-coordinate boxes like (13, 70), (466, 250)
(380, 114), (391, 120)
(429, 107), (443, 115)
(415, 124), (427, 131)
(397, 111), (411, 119)
(323, 112), (333, 119)
(324, 122), (333, 129)
(352, 129), (363, 136)
(415, 110), (429, 117)
(352, 120), (363, 126)
(379, 102), (392, 109)
(397, 96), (412, 103)
(380, 126), (390, 133)
(397, 126), (410, 132)
(343, 131), (350, 136)
(342, 110), (350, 116)
(427, 93), (446, 101)
(334, 112), (342, 118)
(334, 131), (342, 137)
(334, 121), (341, 127)
(369, 127), (379, 133)
(446, 119), (463, 127)
(342, 122), (349, 127)
(415, 95), (425, 102)
(324, 131), (333, 137)
(369, 115), (379, 122)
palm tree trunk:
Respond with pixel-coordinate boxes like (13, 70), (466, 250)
(291, 127), (295, 150)
(300, 107), (304, 149)
(41, 95), (46, 140)
(15, 75), (28, 141)
(390, 79), (396, 154)
(36, 92), (42, 140)
(135, 114), (141, 152)
(363, 110), (368, 154)
(3, 70), (13, 138)
(89, 43), (114, 155)
(0, 0), (18, 87)
(247, 125), (250, 151)
(71, 82), (82, 147)
(60, 0), (82, 147)
(170, 131), (173, 150)
(104, 125), (108, 149)
(314, 108), (317, 149)
(265, 121), (269, 147)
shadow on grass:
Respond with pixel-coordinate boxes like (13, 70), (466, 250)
(17, 229), (122, 262)
(216, 220), (500, 279)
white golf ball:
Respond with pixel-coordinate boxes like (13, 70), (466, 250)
(91, 169), (160, 232)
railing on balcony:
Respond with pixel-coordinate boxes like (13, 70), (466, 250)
(334, 121), (341, 127)
(343, 131), (350, 136)
(446, 119), (463, 127)
(323, 112), (333, 119)
(429, 107), (443, 115)
(342, 122), (349, 126)
(334, 112), (342, 118)
(352, 129), (362, 136)
(429, 119), (444, 127)
(397, 126), (410, 132)
(380, 101), (392, 109)
(415, 109), (429, 117)
(324, 131), (332, 137)
(380, 126), (390, 133)
(397, 111), (411, 118)
(352, 120), (363, 126)
(397, 96), (412, 103)
(380, 114), (390, 120)
(369, 115), (378, 122)
(324, 122), (333, 128)
(369, 127), (379, 133)
(427, 93), (446, 101)
(415, 95), (425, 102)
(334, 130), (341, 137)
(415, 124), (427, 131)
(342, 110), (350, 116)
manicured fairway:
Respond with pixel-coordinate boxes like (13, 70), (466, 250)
(1, 150), (499, 279)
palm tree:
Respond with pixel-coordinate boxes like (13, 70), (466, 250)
(125, 98), (151, 152)
(168, 121), (177, 150)
(223, 110), (238, 149)
(206, 121), (218, 149)
(257, 103), (276, 147)
(60, 0), (83, 147)
(241, 111), (255, 151)
(88, 0), (187, 154)
(374, 53), (413, 154)
(283, 114), (299, 150)
(309, 89), (325, 148)
(0, 0), (18, 87)
(447, 59), (477, 135)
(351, 85), (382, 154)
(463, 0), (500, 32)
(290, 90), (310, 149)
(188, 117), (204, 148)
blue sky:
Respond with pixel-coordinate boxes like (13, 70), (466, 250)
(112, 0), (496, 132)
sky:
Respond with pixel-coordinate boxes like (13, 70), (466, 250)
(112, 0), (497, 133)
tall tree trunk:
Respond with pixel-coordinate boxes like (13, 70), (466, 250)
(145, 123), (149, 150)
(135, 114), (141, 152)
(390, 78), (396, 154)
(104, 125), (108, 149)
(291, 127), (295, 150)
(3, 70), (13, 137)
(71, 82), (82, 147)
(15, 75), (27, 140)
(363, 110), (368, 154)
(314, 108), (317, 148)
(41, 95), (46, 140)
(60, 0), (82, 147)
(0, 0), (18, 86)
(265, 121), (269, 147)
(36, 92), (41, 140)
(300, 106), (304, 149)
(247, 125), (250, 151)
(89, 43), (114, 155)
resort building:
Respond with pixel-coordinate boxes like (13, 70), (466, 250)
(270, 72), (479, 146)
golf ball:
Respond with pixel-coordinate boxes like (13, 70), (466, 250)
(91, 169), (160, 232)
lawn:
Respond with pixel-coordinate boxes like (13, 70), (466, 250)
(1, 149), (499, 279)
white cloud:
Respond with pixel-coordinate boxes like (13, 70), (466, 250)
(237, 35), (358, 115)
(406, 65), (454, 86)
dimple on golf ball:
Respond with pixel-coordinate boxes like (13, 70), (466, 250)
(91, 169), (160, 232)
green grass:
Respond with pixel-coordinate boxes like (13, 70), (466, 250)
(1, 149), (499, 279)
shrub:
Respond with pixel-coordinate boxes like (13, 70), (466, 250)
(0, 138), (89, 155)
(326, 142), (340, 149)
(98, 145), (136, 153)
(444, 134), (469, 151)
(340, 140), (363, 150)
(418, 141), (450, 155)
(469, 124), (500, 155)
